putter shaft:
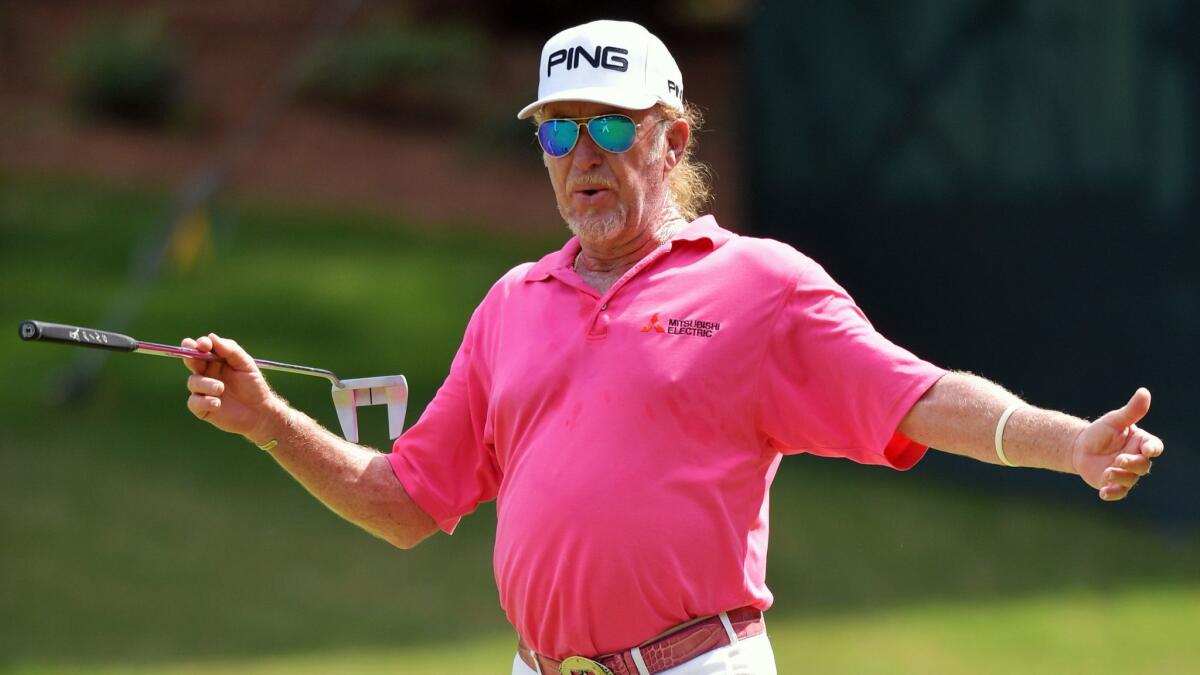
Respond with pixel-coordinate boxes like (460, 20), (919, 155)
(20, 320), (344, 386)
(135, 341), (343, 385)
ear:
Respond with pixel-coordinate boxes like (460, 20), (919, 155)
(663, 119), (690, 172)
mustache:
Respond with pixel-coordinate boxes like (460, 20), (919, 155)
(566, 175), (618, 192)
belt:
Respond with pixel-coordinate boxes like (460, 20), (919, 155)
(518, 606), (765, 675)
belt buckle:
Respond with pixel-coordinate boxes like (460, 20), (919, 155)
(559, 655), (614, 675)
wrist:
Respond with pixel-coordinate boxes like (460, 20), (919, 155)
(1044, 411), (1090, 474)
(1067, 421), (1089, 475)
(247, 396), (290, 448)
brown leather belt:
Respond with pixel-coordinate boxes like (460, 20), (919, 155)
(518, 606), (764, 675)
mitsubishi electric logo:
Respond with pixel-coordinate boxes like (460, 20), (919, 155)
(547, 45), (630, 77)
(641, 313), (722, 338)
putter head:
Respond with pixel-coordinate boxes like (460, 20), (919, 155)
(329, 375), (409, 444)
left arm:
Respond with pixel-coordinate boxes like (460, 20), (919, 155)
(898, 371), (1164, 501)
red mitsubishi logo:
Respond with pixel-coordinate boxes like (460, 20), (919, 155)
(641, 313), (666, 333)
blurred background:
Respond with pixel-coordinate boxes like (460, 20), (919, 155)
(1, 1), (1196, 674)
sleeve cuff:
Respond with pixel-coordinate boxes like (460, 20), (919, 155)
(386, 450), (463, 535)
(879, 367), (948, 470)
(882, 431), (928, 470)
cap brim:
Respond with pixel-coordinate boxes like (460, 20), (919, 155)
(516, 87), (660, 119)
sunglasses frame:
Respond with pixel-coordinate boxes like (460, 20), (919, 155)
(535, 114), (650, 157)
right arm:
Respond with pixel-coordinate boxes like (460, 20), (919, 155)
(182, 333), (437, 549)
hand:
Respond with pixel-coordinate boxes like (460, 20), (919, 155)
(182, 333), (283, 445)
(1071, 388), (1165, 501)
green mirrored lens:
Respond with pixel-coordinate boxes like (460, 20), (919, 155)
(587, 115), (637, 153)
(538, 120), (580, 156)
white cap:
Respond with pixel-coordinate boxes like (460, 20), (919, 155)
(516, 20), (684, 120)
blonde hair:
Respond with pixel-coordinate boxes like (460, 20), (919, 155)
(532, 102), (713, 222)
(661, 102), (711, 222)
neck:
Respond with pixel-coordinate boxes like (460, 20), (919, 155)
(575, 207), (688, 276)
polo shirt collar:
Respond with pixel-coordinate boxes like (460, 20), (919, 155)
(671, 215), (732, 247)
(522, 215), (733, 282)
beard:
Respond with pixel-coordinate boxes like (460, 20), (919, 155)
(558, 131), (667, 241)
(563, 204), (628, 241)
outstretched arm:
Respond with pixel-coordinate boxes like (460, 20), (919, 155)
(182, 333), (438, 548)
(898, 371), (1164, 501)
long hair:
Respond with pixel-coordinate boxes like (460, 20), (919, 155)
(661, 102), (711, 222)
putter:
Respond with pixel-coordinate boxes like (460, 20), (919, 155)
(18, 320), (407, 443)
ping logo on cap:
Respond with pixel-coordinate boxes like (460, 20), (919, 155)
(546, 45), (630, 77)
(516, 21), (684, 120)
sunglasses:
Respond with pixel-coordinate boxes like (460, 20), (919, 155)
(536, 114), (647, 157)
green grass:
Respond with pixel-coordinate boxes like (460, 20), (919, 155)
(8, 588), (1199, 674)
(1, 174), (1197, 674)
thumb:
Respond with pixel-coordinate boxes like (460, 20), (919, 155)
(208, 333), (259, 373)
(1097, 387), (1151, 431)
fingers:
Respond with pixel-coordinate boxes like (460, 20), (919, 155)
(180, 333), (258, 430)
(1139, 432), (1165, 459)
(188, 374), (225, 397)
(1098, 387), (1151, 430)
(1120, 424), (1165, 460)
(1102, 467), (1139, 489)
(187, 391), (221, 420)
(1099, 468), (1141, 501)
(1114, 452), (1152, 476)
(1099, 484), (1130, 501)
(183, 338), (216, 421)
(181, 337), (207, 375)
(1097, 428), (1163, 502)
(208, 333), (259, 373)
(185, 353), (224, 421)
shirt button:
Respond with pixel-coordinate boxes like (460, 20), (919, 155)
(600, 303), (608, 310)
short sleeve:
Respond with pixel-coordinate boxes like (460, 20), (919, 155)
(387, 305), (499, 533)
(756, 261), (946, 469)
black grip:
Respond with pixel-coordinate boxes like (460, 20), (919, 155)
(19, 320), (138, 352)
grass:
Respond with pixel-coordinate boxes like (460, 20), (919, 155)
(8, 588), (1199, 674)
(1, 174), (1197, 674)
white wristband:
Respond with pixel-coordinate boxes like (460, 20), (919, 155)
(994, 404), (1024, 467)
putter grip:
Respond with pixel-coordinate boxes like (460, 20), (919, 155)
(19, 320), (138, 352)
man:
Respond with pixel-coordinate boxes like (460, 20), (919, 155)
(181, 20), (1165, 675)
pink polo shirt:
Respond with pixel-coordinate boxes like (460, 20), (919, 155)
(388, 216), (946, 659)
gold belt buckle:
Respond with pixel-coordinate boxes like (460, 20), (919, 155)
(559, 655), (614, 675)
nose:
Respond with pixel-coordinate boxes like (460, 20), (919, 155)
(571, 127), (603, 170)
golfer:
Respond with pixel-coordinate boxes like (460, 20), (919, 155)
(181, 20), (1165, 675)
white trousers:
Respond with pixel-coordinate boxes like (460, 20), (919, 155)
(511, 632), (776, 675)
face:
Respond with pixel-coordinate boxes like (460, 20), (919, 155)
(538, 101), (688, 245)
